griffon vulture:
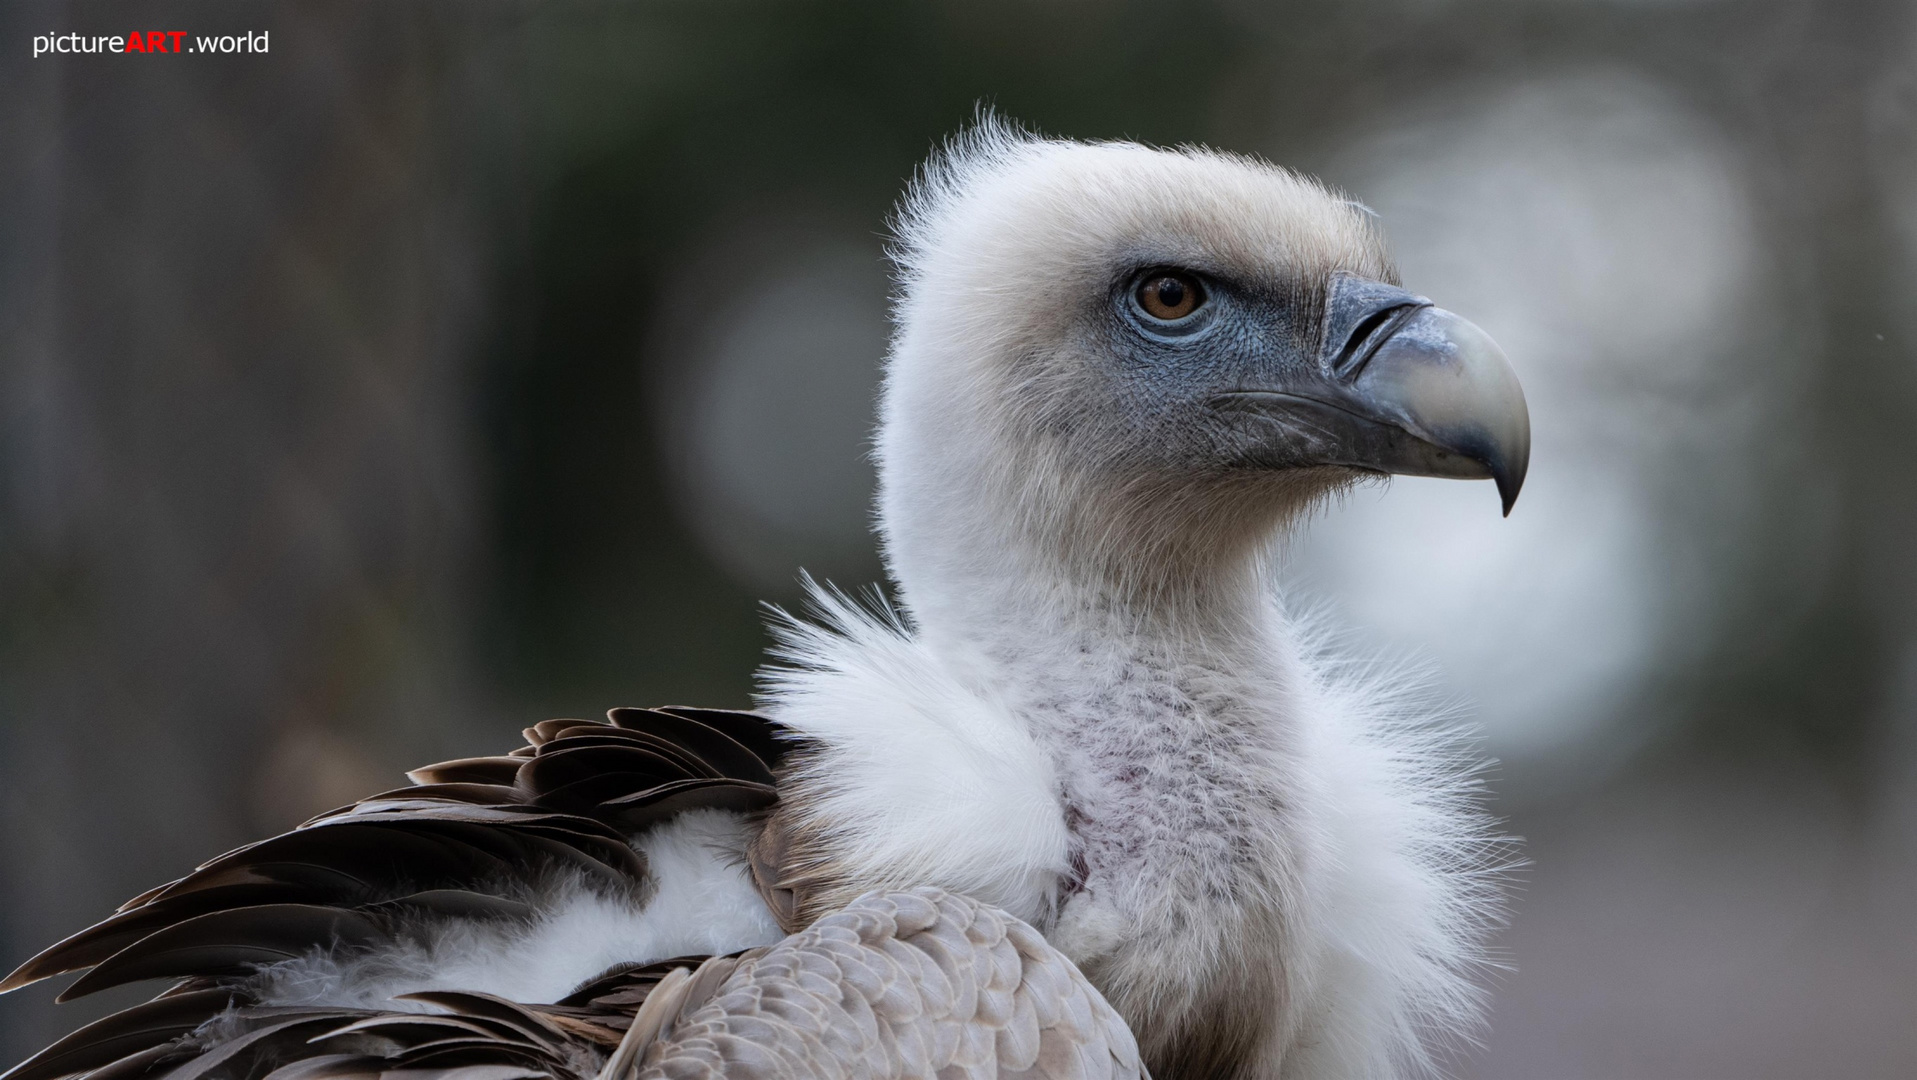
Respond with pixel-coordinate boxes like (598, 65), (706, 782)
(1, 118), (1528, 1080)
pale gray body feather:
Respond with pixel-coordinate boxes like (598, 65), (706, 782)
(633, 889), (1142, 1080)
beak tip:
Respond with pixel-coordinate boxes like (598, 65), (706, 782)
(1494, 458), (1526, 517)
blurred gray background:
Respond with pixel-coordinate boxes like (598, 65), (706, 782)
(3, 1), (1915, 1076)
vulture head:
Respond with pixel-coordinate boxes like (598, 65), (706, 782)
(878, 121), (1529, 621)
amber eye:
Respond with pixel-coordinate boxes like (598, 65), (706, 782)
(1135, 272), (1203, 321)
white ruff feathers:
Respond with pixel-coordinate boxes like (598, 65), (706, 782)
(761, 585), (1073, 928)
(759, 580), (1507, 1078)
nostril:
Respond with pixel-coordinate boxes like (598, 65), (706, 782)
(1329, 302), (1428, 380)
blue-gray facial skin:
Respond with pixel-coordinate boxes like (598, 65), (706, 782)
(1093, 260), (1530, 515)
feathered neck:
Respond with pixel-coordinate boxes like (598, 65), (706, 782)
(874, 379), (1312, 684)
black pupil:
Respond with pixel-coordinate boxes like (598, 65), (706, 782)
(1154, 278), (1186, 311)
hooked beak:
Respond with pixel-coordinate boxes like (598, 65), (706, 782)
(1214, 273), (1531, 515)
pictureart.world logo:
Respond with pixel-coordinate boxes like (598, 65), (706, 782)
(33, 31), (269, 57)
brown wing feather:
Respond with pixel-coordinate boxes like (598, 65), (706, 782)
(0, 990), (242, 1080)
(2, 708), (794, 1080)
(746, 745), (857, 934)
(60, 906), (389, 1001)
